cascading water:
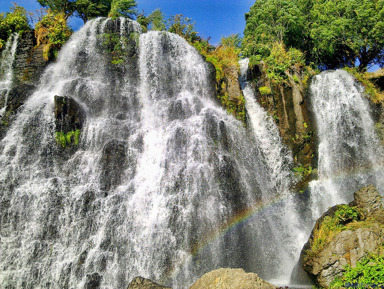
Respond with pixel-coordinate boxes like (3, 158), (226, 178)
(239, 59), (309, 285)
(308, 70), (384, 219)
(0, 18), (304, 288)
(0, 33), (19, 117)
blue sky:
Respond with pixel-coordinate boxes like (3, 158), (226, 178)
(0, 0), (255, 45)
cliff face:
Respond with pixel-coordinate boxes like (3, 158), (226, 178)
(247, 63), (317, 191)
(0, 30), (48, 139)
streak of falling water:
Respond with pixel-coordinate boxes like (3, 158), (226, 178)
(0, 33), (19, 117)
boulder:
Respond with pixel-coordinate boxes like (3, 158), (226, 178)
(301, 185), (384, 287)
(84, 272), (102, 289)
(127, 277), (171, 289)
(54, 95), (85, 132)
(189, 268), (276, 289)
(352, 184), (383, 215)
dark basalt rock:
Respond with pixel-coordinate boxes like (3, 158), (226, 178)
(54, 95), (85, 132)
(127, 277), (171, 289)
(0, 83), (36, 139)
(100, 139), (128, 192)
(85, 272), (102, 289)
(0, 30), (48, 140)
(13, 30), (48, 86)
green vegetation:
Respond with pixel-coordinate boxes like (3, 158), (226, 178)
(0, 4), (30, 49)
(293, 164), (312, 180)
(37, 0), (138, 23)
(243, 0), (384, 72)
(243, 0), (306, 59)
(330, 253), (384, 288)
(108, 0), (137, 19)
(310, 0), (384, 71)
(308, 205), (362, 257)
(196, 34), (245, 121)
(344, 67), (384, 104)
(264, 42), (305, 84)
(55, 129), (81, 148)
(99, 32), (138, 65)
(35, 11), (72, 61)
(259, 86), (272, 96)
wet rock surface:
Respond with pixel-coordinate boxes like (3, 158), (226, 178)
(54, 95), (85, 132)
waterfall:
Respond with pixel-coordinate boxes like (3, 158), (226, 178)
(308, 70), (384, 219)
(239, 59), (293, 195)
(0, 33), (19, 117)
(239, 59), (308, 285)
(0, 18), (302, 288)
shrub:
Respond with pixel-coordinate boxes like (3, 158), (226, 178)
(259, 86), (272, 95)
(308, 205), (363, 257)
(330, 253), (384, 288)
(344, 67), (384, 104)
(35, 11), (72, 60)
(55, 129), (81, 148)
(0, 4), (30, 49)
(264, 42), (305, 84)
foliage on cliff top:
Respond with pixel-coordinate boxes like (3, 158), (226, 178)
(0, 4), (30, 49)
(108, 0), (137, 19)
(243, 0), (384, 72)
(343, 67), (384, 104)
(37, 0), (137, 23)
(194, 34), (245, 122)
(35, 11), (72, 61)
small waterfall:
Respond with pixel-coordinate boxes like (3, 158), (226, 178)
(239, 58), (293, 194)
(239, 59), (308, 285)
(0, 19), (304, 288)
(308, 70), (384, 218)
(0, 33), (19, 117)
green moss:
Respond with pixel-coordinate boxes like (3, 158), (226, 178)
(307, 205), (363, 258)
(293, 164), (312, 180)
(55, 129), (81, 148)
(259, 86), (272, 95)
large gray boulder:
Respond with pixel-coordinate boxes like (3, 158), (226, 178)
(301, 185), (384, 287)
(189, 268), (276, 289)
(127, 277), (171, 289)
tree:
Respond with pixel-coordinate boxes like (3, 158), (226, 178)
(310, 0), (384, 71)
(36, 0), (76, 20)
(243, 0), (384, 71)
(136, 9), (166, 32)
(148, 9), (166, 31)
(243, 0), (306, 58)
(0, 4), (30, 49)
(108, 0), (137, 19)
(76, 0), (111, 23)
(35, 10), (72, 60)
(167, 14), (200, 43)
